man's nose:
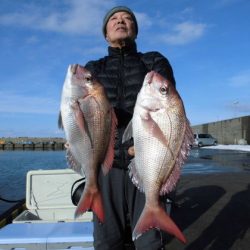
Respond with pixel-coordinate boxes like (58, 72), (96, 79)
(117, 17), (125, 23)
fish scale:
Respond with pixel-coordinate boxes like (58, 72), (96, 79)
(59, 64), (117, 222)
(123, 70), (193, 244)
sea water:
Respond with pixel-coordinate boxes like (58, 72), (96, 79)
(0, 150), (67, 214)
(1, 148), (248, 215)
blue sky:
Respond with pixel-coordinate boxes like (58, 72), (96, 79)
(0, 0), (249, 138)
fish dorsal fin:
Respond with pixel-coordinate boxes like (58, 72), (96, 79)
(160, 121), (193, 194)
(122, 119), (133, 143)
(102, 108), (118, 175)
(58, 112), (63, 129)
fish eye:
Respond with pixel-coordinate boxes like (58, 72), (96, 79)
(85, 75), (92, 82)
(159, 86), (168, 95)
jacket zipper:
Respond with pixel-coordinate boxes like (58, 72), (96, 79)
(117, 49), (125, 108)
(118, 49), (126, 167)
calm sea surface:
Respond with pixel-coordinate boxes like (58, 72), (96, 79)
(1, 148), (249, 215)
(0, 150), (67, 214)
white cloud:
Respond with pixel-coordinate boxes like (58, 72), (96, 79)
(225, 101), (250, 115)
(180, 7), (194, 16)
(228, 70), (250, 87)
(25, 36), (40, 44)
(216, 0), (243, 7)
(82, 46), (106, 57)
(135, 12), (153, 30)
(160, 21), (206, 45)
(0, 127), (65, 138)
(0, 91), (59, 114)
(0, 0), (115, 35)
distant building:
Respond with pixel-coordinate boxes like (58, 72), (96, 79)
(192, 115), (250, 145)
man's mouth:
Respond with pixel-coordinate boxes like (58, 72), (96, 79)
(116, 26), (126, 31)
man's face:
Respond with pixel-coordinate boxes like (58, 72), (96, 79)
(105, 11), (136, 47)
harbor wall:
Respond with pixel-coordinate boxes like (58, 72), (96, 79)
(1, 116), (249, 148)
(0, 137), (66, 150)
(192, 115), (250, 144)
(0, 142), (65, 150)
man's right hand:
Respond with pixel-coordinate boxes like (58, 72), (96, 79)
(128, 146), (135, 156)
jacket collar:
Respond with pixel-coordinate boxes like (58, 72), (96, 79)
(108, 41), (137, 56)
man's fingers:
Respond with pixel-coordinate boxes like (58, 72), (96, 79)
(128, 146), (135, 156)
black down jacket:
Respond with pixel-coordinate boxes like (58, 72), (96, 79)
(85, 42), (176, 169)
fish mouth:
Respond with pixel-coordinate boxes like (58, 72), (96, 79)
(70, 64), (89, 76)
(145, 71), (155, 85)
(70, 64), (91, 83)
(71, 64), (78, 74)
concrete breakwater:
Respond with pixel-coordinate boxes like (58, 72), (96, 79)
(0, 142), (65, 150)
(0, 137), (66, 150)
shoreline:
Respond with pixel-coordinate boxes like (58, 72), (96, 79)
(202, 144), (250, 152)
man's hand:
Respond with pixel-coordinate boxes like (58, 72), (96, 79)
(128, 146), (135, 156)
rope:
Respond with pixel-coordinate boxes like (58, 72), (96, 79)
(0, 196), (24, 203)
(71, 177), (85, 205)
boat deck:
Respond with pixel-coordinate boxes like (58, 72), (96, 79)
(0, 221), (93, 249)
(166, 172), (250, 249)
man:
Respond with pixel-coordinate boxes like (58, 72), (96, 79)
(85, 6), (176, 250)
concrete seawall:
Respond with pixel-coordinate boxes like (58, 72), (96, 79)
(0, 142), (65, 150)
(192, 115), (250, 145)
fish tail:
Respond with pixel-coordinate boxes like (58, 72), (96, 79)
(132, 204), (186, 244)
(74, 189), (104, 223)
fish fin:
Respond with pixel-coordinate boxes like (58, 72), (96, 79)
(74, 187), (104, 223)
(58, 112), (64, 129)
(128, 159), (144, 192)
(141, 112), (169, 148)
(122, 119), (133, 143)
(160, 165), (181, 194)
(66, 148), (82, 175)
(185, 119), (195, 147)
(102, 108), (118, 175)
(72, 100), (94, 148)
(160, 121), (193, 194)
(132, 203), (186, 244)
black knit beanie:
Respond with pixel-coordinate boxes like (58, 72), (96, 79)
(102, 6), (138, 37)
